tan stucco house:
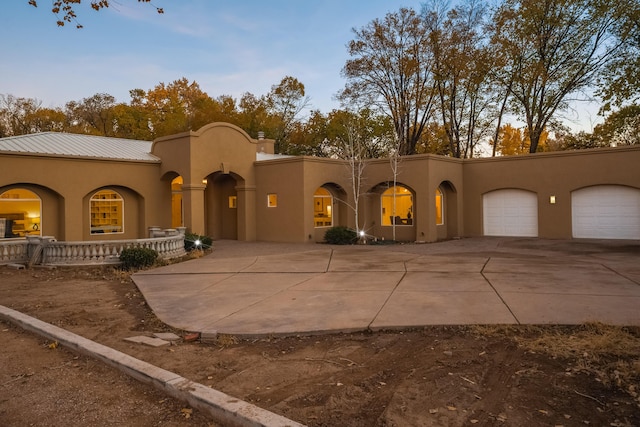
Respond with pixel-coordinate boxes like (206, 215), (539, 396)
(1, 122), (639, 243)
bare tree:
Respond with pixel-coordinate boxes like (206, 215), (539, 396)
(340, 7), (436, 155)
(424, 0), (495, 158)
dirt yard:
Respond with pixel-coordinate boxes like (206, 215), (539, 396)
(1, 263), (639, 426)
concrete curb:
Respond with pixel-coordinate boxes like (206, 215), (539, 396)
(0, 304), (305, 427)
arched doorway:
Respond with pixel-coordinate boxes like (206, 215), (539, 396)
(0, 188), (42, 238)
(171, 176), (184, 228)
(206, 172), (239, 240)
(436, 181), (458, 240)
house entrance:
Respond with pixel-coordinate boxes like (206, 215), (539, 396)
(206, 172), (239, 240)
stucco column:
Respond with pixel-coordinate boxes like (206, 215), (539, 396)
(236, 185), (256, 241)
(181, 183), (207, 235)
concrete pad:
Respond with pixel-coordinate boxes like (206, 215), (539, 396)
(133, 273), (234, 296)
(399, 272), (492, 292)
(483, 257), (598, 274)
(486, 271), (640, 296)
(405, 255), (489, 273)
(498, 293), (640, 325)
(128, 238), (640, 336)
(124, 336), (170, 347)
(292, 271), (404, 291)
(136, 256), (259, 274)
(206, 272), (319, 293)
(242, 250), (332, 273)
(371, 291), (517, 327)
(210, 289), (392, 335)
(328, 249), (413, 272)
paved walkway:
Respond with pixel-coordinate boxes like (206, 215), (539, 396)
(132, 237), (640, 336)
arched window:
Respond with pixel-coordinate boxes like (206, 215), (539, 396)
(314, 187), (333, 227)
(0, 188), (41, 237)
(381, 185), (413, 226)
(435, 187), (444, 225)
(90, 190), (124, 234)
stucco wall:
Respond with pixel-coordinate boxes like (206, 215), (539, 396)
(0, 154), (165, 241)
(462, 146), (640, 238)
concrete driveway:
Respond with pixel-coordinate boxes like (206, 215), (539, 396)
(132, 237), (640, 336)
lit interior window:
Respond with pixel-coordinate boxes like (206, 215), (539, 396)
(381, 186), (413, 226)
(267, 193), (278, 208)
(435, 188), (444, 225)
(314, 187), (333, 227)
(90, 189), (124, 234)
(0, 188), (41, 237)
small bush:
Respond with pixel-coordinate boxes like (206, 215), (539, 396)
(119, 247), (158, 270)
(184, 233), (213, 251)
(324, 226), (357, 245)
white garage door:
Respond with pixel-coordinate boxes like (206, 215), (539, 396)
(572, 185), (640, 239)
(483, 189), (538, 237)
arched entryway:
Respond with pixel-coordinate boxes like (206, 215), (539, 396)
(436, 181), (459, 240)
(205, 172), (242, 240)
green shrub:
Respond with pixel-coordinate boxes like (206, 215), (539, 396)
(324, 226), (357, 245)
(119, 247), (158, 270)
(184, 233), (213, 251)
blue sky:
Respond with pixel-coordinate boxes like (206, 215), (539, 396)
(2, 0), (600, 130)
(2, 0), (428, 113)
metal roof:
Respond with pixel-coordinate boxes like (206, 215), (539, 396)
(256, 152), (293, 161)
(0, 132), (160, 162)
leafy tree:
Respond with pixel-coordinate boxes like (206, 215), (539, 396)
(236, 92), (270, 139)
(414, 121), (451, 155)
(65, 93), (117, 136)
(592, 105), (640, 146)
(595, 2), (640, 110)
(266, 76), (310, 154)
(28, 0), (164, 28)
(321, 109), (394, 159)
(110, 102), (152, 140)
(0, 94), (66, 136)
(493, 124), (550, 155)
(491, 0), (632, 153)
(341, 7), (436, 155)
(137, 78), (214, 138)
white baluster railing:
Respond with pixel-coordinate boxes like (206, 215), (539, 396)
(0, 239), (29, 264)
(1, 231), (187, 266)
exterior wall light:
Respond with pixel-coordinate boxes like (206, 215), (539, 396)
(550, 195), (556, 204)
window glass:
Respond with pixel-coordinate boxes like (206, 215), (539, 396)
(435, 188), (444, 225)
(314, 187), (333, 227)
(267, 193), (278, 208)
(0, 188), (41, 237)
(381, 186), (413, 226)
(90, 190), (124, 234)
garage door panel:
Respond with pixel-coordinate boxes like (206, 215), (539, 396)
(483, 190), (538, 237)
(572, 186), (640, 239)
